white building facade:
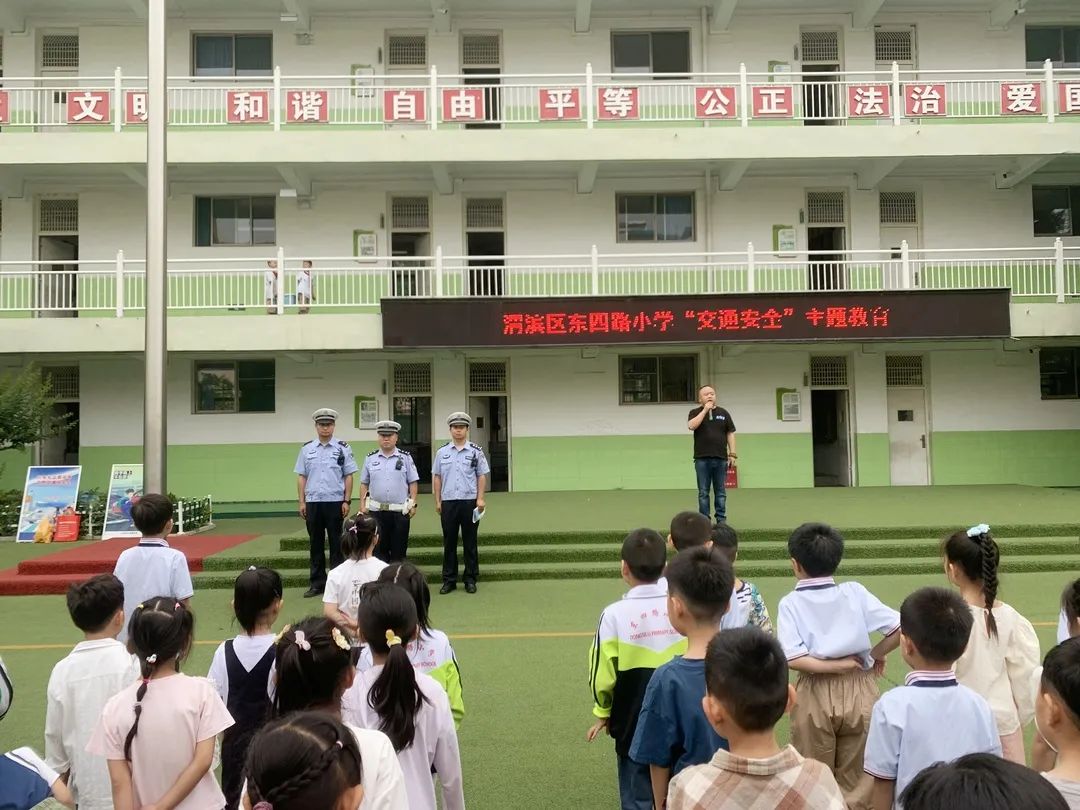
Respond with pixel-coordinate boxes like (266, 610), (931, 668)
(0, 0), (1078, 501)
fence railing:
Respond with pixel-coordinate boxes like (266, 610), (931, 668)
(0, 241), (1074, 316)
(0, 63), (1077, 130)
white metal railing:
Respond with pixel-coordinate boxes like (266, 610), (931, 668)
(0, 240), (1074, 316)
(0, 63), (1077, 130)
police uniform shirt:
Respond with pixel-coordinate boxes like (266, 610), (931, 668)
(432, 442), (490, 500)
(688, 405), (736, 459)
(294, 438), (359, 502)
(361, 449), (419, 505)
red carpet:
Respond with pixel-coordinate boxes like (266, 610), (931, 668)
(0, 535), (257, 596)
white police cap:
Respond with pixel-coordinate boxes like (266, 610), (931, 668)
(447, 411), (472, 427)
(375, 420), (401, 435)
(312, 408), (338, 424)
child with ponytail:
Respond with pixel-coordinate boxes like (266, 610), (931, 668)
(343, 583), (464, 810)
(324, 514), (387, 635)
(944, 524), (1040, 763)
(87, 596), (234, 809)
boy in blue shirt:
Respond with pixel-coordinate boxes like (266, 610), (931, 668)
(864, 587), (1000, 810)
(630, 546), (734, 809)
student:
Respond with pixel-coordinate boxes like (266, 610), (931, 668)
(668, 511), (713, 552)
(207, 566), (284, 810)
(87, 597), (233, 810)
(44, 574), (140, 810)
(1057, 580), (1079, 646)
(710, 523), (772, 634)
(360, 562), (464, 729)
(666, 627), (845, 809)
(1035, 638), (1080, 808)
(297, 259), (314, 315)
(864, 587), (1001, 810)
(112, 493), (194, 644)
(272, 617), (408, 810)
(899, 753), (1069, 810)
(630, 546), (734, 809)
(244, 712), (365, 810)
(343, 584), (464, 810)
(1036, 580), (1080, 772)
(587, 528), (684, 810)
(944, 524), (1040, 763)
(324, 514), (387, 635)
(777, 522), (901, 810)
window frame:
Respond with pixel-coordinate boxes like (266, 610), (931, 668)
(611, 30), (692, 77)
(1039, 347), (1080, 401)
(1025, 25), (1080, 69)
(618, 354), (698, 405)
(1032, 185), (1078, 237)
(192, 359), (276, 414)
(194, 195), (277, 247)
(615, 191), (696, 243)
(191, 32), (273, 77)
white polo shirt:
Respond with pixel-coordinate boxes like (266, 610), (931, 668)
(777, 577), (900, 669)
(113, 538), (194, 644)
(864, 670), (1001, 807)
(1060, 608), (1070, 644)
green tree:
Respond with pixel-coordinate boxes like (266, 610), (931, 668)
(0, 364), (76, 452)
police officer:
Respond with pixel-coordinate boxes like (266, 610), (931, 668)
(359, 420), (419, 563)
(295, 408), (358, 598)
(432, 412), (490, 594)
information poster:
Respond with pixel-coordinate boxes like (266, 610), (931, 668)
(16, 466), (82, 543)
(103, 463), (144, 540)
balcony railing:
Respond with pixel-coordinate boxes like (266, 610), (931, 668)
(0, 241), (1075, 317)
(0, 63), (1077, 131)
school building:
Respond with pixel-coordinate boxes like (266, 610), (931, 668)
(0, 0), (1078, 501)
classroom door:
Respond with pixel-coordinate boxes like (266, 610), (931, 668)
(811, 389), (851, 487)
(887, 388), (929, 486)
(392, 395), (432, 491)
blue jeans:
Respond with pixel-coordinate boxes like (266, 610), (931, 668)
(616, 754), (653, 810)
(695, 457), (728, 522)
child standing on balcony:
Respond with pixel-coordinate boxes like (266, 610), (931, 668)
(297, 259), (314, 314)
(264, 259), (279, 314)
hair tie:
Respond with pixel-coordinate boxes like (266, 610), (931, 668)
(248, 565), (257, 571)
(331, 627), (350, 651)
(145, 653), (158, 664)
(293, 630), (312, 651)
(967, 523), (991, 538)
(335, 740), (344, 749)
(385, 629), (403, 647)
(136, 603), (145, 610)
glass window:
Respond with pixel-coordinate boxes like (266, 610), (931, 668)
(651, 31), (691, 75)
(193, 33), (272, 77)
(195, 196), (276, 246)
(237, 360), (276, 412)
(620, 355), (696, 403)
(194, 360), (275, 413)
(612, 33), (651, 73)
(195, 363), (237, 412)
(1040, 348), (1079, 399)
(193, 35), (233, 76)
(612, 31), (690, 76)
(234, 34), (273, 75)
(616, 193), (695, 242)
(617, 194), (655, 241)
(1032, 187), (1075, 236)
(1026, 26), (1080, 68)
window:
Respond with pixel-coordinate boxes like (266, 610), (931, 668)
(1040, 348), (1080, 399)
(192, 33), (272, 77)
(194, 360), (275, 413)
(1026, 26), (1080, 68)
(620, 355), (696, 404)
(617, 193), (694, 242)
(194, 196), (276, 246)
(612, 31), (690, 76)
(1032, 186), (1079, 236)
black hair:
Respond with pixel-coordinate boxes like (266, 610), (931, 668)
(943, 528), (999, 639)
(620, 528), (666, 583)
(705, 627), (787, 732)
(898, 753), (1068, 810)
(1062, 578), (1080, 632)
(233, 567), (284, 634)
(710, 523), (739, 566)
(124, 596), (195, 761)
(245, 712), (363, 810)
(66, 574), (125, 634)
(377, 563), (432, 635)
(899, 587), (973, 665)
(358, 583), (429, 752)
(665, 546), (734, 624)
(669, 511), (713, 551)
(1041, 638), (1080, 728)
(130, 493), (173, 536)
(341, 513), (379, 560)
(273, 617), (353, 717)
(787, 522), (844, 578)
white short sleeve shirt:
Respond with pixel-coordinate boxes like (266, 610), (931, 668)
(324, 558), (389, 620)
(113, 538), (195, 644)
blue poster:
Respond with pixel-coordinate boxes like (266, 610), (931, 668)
(16, 466), (82, 543)
(103, 464), (144, 540)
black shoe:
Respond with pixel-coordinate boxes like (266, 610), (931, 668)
(303, 586), (324, 598)
(439, 583), (457, 595)
(465, 582), (477, 594)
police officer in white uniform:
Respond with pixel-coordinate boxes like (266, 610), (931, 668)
(359, 420), (419, 563)
(433, 412), (490, 594)
(295, 408), (358, 597)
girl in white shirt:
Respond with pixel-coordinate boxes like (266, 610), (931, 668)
(324, 515), (388, 637)
(342, 584), (464, 810)
(945, 524), (1040, 764)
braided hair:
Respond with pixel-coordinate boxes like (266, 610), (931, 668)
(124, 596), (195, 761)
(245, 712), (363, 810)
(943, 529), (1000, 639)
(272, 617), (353, 717)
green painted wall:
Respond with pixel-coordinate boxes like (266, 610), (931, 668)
(855, 434), (891, 487)
(0, 448), (34, 490)
(931, 431), (1080, 486)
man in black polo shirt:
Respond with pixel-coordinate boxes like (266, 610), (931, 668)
(687, 384), (737, 523)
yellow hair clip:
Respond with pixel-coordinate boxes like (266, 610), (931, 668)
(136, 603), (145, 610)
(385, 629), (403, 647)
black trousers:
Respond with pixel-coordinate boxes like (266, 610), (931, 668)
(372, 510), (412, 563)
(441, 499), (479, 586)
(306, 500), (344, 589)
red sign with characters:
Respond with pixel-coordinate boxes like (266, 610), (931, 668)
(539, 88), (582, 120)
(125, 91), (148, 124)
(66, 90), (111, 124)
(751, 86), (793, 118)
(384, 88), (427, 123)
(1058, 82), (1080, 115)
(597, 86), (640, 120)
(226, 90), (271, 123)
(847, 84), (891, 118)
(286, 90), (329, 123)
(442, 88), (485, 122)
(1000, 82), (1043, 116)
(694, 86), (738, 119)
(0, 91), (8, 124)
(904, 83), (946, 117)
